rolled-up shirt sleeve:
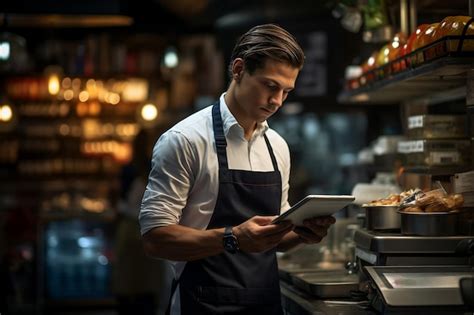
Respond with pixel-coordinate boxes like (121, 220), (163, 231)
(139, 130), (196, 235)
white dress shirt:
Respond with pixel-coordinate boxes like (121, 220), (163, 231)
(139, 93), (291, 236)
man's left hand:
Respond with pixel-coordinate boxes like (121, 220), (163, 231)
(293, 216), (336, 244)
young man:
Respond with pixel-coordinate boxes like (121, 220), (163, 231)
(139, 24), (336, 315)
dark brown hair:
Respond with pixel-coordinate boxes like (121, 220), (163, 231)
(229, 24), (305, 79)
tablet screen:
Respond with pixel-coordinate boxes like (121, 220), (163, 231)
(272, 195), (354, 226)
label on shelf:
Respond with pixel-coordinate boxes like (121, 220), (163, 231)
(408, 115), (424, 129)
(429, 152), (460, 165)
(398, 140), (425, 153)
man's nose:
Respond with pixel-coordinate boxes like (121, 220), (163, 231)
(269, 90), (284, 107)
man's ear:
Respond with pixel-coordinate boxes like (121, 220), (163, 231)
(232, 58), (245, 82)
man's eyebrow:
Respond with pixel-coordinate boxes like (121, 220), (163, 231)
(265, 78), (294, 91)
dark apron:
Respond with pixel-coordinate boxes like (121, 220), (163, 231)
(170, 101), (284, 315)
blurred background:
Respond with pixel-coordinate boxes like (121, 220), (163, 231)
(0, 0), (473, 314)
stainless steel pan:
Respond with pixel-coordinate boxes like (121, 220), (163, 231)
(363, 206), (401, 231)
(398, 210), (460, 236)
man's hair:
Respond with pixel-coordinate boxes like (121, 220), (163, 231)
(229, 24), (304, 79)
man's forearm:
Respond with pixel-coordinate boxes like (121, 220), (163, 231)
(276, 230), (304, 252)
(143, 224), (225, 261)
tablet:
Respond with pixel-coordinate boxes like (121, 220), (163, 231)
(272, 195), (355, 226)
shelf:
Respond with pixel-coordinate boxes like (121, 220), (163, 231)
(403, 166), (473, 176)
(339, 35), (474, 105)
(339, 55), (474, 104)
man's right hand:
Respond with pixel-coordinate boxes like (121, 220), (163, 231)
(233, 216), (293, 253)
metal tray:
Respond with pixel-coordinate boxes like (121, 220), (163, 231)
(290, 270), (359, 298)
(278, 261), (345, 284)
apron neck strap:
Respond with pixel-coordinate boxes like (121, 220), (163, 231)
(212, 102), (229, 170)
(263, 134), (279, 172)
(212, 101), (279, 172)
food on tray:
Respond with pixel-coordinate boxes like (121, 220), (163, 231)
(424, 199), (448, 212)
(401, 191), (464, 213)
(363, 189), (419, 206)
(403, 206), (422, 212)
(363, 188), (464, 213)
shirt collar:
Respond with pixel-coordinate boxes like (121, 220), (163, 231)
(219, 93), (269, 138)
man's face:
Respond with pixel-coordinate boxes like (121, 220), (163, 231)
(233, 59), (300, 123)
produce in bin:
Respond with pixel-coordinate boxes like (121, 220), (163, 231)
(402, 24), (430, 56)
(438, 16), (474, 50)
(413, 23), (440, 51)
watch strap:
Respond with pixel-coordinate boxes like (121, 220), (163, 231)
(224, 226), (233, 236)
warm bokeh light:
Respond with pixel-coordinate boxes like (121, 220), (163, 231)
(64, 89), (74, 101)
(121, 79), (148, 102)
(62, 77), (72, 88)
(89, 101), (101, 116)
(86, 79), (96, 90)
(108, 93), (120, 105)
(79, 91), (90, 102)
(72, 78), (81, 91)
(58, 124), (70, 136)
(58, 103), (70, 116)
(48, 74), (60, 95)
(0, 104), (13, 122)
(141, 103), (158, 121)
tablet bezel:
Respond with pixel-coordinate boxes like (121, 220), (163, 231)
(272, 195), (355, 225)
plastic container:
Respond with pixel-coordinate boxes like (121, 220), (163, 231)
(398, 139), (471, 167)
(407, 115), (466, 139)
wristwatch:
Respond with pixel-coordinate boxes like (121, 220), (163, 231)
(223, 226), (239, 254)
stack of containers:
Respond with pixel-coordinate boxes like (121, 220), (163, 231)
(397, 114), (470, 170)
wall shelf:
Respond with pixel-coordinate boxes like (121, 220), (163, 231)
(339, 55), (474, 104)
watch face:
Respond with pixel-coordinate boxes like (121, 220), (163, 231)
(224, 236), (238, 253)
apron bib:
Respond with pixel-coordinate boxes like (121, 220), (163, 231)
(171, 101), (283, 315)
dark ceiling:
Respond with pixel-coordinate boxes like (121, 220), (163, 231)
(1, 0), (334, 34)
(2, 0), (470, 36)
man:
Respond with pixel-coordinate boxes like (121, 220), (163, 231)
(139, 24), (336, 315)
